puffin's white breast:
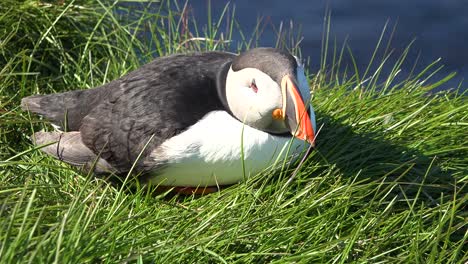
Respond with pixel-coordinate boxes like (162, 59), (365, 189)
(148, 111), (310, 187)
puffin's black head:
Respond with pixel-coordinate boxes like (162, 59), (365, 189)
(222, 48), (316, 146)
(231, 48), (298, 84)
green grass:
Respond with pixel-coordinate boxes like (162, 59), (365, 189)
(1, 0), (467, 263)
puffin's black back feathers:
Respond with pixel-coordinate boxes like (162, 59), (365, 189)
(23, 51), (235, 172)
(83, 52), (237, 172)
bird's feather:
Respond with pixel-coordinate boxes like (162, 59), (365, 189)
(33, 131), (116, 173)
(23, 52), (236, 173)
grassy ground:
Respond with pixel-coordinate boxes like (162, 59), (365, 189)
(0, 1), (466, 263)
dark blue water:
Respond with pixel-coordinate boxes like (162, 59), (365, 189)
(187, 0), (468, 91)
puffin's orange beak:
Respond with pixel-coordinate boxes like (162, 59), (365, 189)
(280, 75), (316, 146)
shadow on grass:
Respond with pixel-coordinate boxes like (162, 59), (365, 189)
(306, 112), (455, 204)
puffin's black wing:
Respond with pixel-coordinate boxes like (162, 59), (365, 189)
(78, 52), (235, 172)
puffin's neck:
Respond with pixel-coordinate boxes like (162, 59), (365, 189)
(215, 60), (233, 115)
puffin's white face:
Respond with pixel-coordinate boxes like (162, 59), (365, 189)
(225, 67), (284, 132)
(225, 60), (316, 145)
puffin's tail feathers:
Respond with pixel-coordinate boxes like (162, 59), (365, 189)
(21, 88), (107, 131)
(33, 131), (115, 174)
(22, 93), (72, 130)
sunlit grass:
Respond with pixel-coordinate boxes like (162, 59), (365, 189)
(0, 0), (466, 263)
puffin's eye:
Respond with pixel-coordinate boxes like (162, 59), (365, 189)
(250, 78), (258, 93)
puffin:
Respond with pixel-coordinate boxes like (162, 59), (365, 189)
(21, 47), (317, 192)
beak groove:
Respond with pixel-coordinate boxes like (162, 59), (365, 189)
(281, 75), (316, 146)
